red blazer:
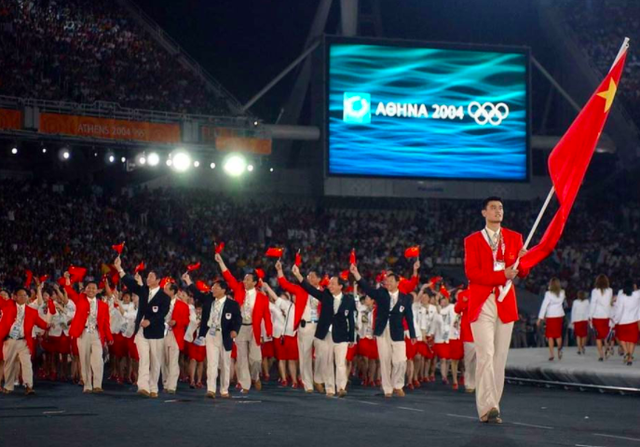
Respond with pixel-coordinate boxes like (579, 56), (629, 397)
(168, 299), (190, 350)
(464, 227), (529, 324)
(0, 301), (48, 355)
(278, 276), (308, 330)
(65, 286), (113, 344)
(222, 270), (273, 345)
(454, 289), (474, 342)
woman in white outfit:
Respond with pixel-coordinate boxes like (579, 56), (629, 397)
(612, 280), (640, 366)
(589, 275), (614, 361)
(570, 291), (590, 355)
(537, 278), (566, 361)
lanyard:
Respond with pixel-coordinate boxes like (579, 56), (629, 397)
(484, 228), (505, 263)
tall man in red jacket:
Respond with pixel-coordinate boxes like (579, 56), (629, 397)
(64, 274), (113, 393)
(162, 283), (190, 394)
(464, 197), (529, 423)
(0, 288), (50, 394)
(215, 253), (272, 392)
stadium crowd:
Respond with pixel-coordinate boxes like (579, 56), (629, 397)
(0, 0), (232, 115)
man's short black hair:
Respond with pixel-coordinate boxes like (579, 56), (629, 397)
(482, 196), (503, 210)
(85, 281), (99, 288)
(385, 271), (399, 282)
(212, 280), (227, 292)
(167, 283), (179, 294)
(13, 287), (29, 295)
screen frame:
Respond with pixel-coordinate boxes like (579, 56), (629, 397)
(323, 35), (531, 183)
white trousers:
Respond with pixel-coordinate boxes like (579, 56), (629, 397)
(78, 330), (104, 391)
(470, 294), (513, 419)
(162, 331), (180, 391)
(322, 333), (348, 395)
(135, 332), (165, 393)
(313, 336), (325, 384)
(297, 322), (317, 391)
(235, 325), (262, 390)
(2, 339), (32, 390)
(206, 330), (232, 394)
(376, 325), (407, 394)
(463, 341), (477, 391)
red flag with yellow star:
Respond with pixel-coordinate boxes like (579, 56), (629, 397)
(520, 42), (628, 269)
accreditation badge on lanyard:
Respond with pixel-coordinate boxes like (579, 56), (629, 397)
(485, 229), (506, 272)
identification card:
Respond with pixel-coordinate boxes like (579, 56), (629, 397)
(494, 261), (505, 272)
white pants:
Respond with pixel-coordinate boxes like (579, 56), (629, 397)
(77, 331), (104, 391)
(206, 330), (232, 394)
(313, 336), (325, 384)
(235, 324), (262, 390)
(135, 332), (165, 393)
(376, 325), (407, 394)
(471, 294), (513, 419)
(162, 331), (180, 391)
(298, 322), (317, 391)
(463, 342), (477, 391)
(322, 333), (348, 395)
(2, 339), (32, 391)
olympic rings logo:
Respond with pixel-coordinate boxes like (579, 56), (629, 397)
(467, 102), (509, 126)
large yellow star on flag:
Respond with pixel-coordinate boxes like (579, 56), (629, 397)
(597, 78), (617, 113)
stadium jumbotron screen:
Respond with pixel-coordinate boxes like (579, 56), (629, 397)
(325, 37), (530, 181)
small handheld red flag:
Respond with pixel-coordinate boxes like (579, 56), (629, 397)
(319, 275), (330, 288)
(215, 242), (225, 254)
(295, 250), (302, 267)
(428, 276), (442, 290)
(195, 280), (210, 293)
(265, 247), (284, 258)
(24, 270), (33, 288)
(404, 246), (420, 258)
(349, 249), (356, 265)
(39, 274), (50, 284)
(108, 265), (120, 286)
(439, 285), (450, 299)
(159, 277), (175, 288)
(47, 299), (56, 315)
(68, 266), (87, 284)
(187, 262), (201, 272)
(375, 270), (387, 283)
(255, 268), (265, 280)
(340, 270), (349, 281)
(134, 262), (146, 274)
(112, 242), (125, 255)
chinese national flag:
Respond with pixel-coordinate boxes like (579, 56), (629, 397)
(520, 45), (628, 270)
(68, 265), (87, 284)
(215, 242), (225, 254)
(295, 250), (302, 267)
(265, 247), (284, 258)
(134, 262), (146, 274)
(195, 280), (210, 293)
(187, 262), (201, 272)
(112, 242), (125, 255)
(349, 249), (356, 265)
(404, 246), (420, 258)
(24, 270), (33, 288)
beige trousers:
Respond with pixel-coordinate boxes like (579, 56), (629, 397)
(206, 330), (231, 394)
(297, 322), (317, 391)
(77, 330), (104, 391)
(322, 333), (348, 395)
(470, 294), (513, 419)
(235, 324), (262, 390)
(2, 339), (32, 391)
(162, 331), (180, 391)
(376, 325), (407, 394)
(463, 341), (477, 391)
(135, 332), (165, 393)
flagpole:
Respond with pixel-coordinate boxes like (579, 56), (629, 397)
(497, 37), (628, 302)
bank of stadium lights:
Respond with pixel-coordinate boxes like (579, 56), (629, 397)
(121, 157), (126, 163)
(147, 152), (160, 167)
(108, 155), (115, 163)
(247, 164), (254, 172)
(11, 147), (17, 155)
(223, 153), (247, 177)
(210, 162), (216, 170)
(171, 150), (191, 172)
(193, 160), (200, 168)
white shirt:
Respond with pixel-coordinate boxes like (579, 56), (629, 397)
(121, 303), (137, 338)
(208, 297), (226, 333)
(270, 301), (285, 338)
(242, 288), (257, 324)
(482, 226), (502, 249)
(538, 291), (566, 319)
(434, 304), (455, 343)
(302, 295), (320, 323)
(357, 302), (374, 339)
(412, 302), (424, 339)
(9, 304), (26, 339)
(389, 290), (399, 309)
(184, 304), (198, 343)
(85, 297), (98, 333)
(49, 300), (76, 337)
(570, 299), (590, 324)
(332, 293), (343, 314)
(148, 287), (160, 302)
(612, 290), (640, 325)
(421, 303), (438, 336)
(275, 297), (296, 337)
(589, 288), (613, 319)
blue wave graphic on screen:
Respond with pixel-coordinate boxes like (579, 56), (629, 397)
(327, 44), (528, 180)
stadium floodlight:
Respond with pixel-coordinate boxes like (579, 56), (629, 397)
(172, 151), (191, 172)
(270, 168), (274, 172)
(193, 160), (200, 168)
(121, 157), (126, 163)
(147, 152), (160, 166)
(210, 162), (216, 170)
(11, 147), (17, 155)
(223, 153), (246, 177)
(108, 155), (115, 163)
(63, 150), (70, 160)
(247, 164), (254, 172)
(166, 159), (173, 167)
(138, 155), (146, 165)
(42, 148), (47, 154)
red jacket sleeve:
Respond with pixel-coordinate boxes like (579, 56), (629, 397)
(454, 298), (467, 314)
(464, 236), (507, 287)
(515, 234), (530, 278)
(222, 269), (242, 294)
(278, 276), (302, 295)
(30, 307), (48, 330)
(399, 275), (419, 294)
(175, 301), (190, 327)
(261, 295), (273, 338)
(64, 285), (80, 303)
